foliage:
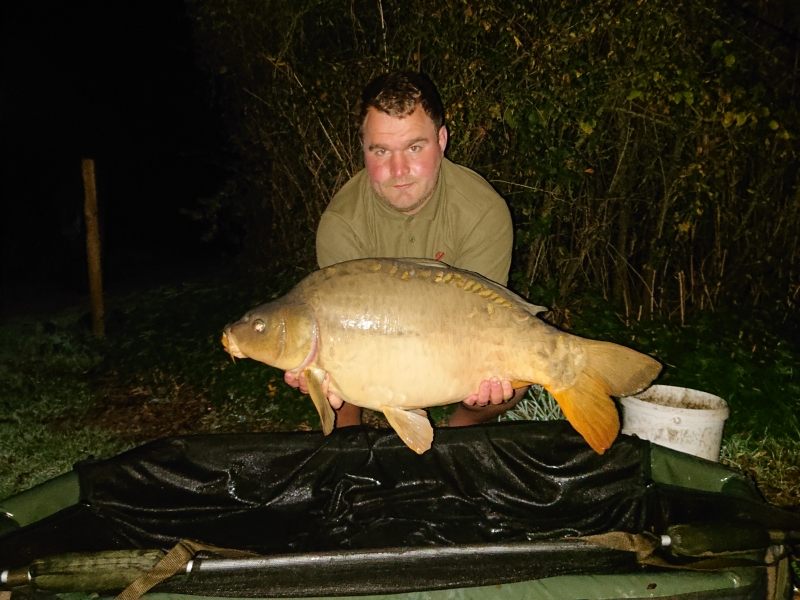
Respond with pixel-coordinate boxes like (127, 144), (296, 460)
(187, 0), (800, 318)
(721, 431), (800, 507)
(567, 292), (800, 439)
(0, 312), (129, 498)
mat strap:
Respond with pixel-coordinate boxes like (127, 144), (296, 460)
(116, 540), (256, 600)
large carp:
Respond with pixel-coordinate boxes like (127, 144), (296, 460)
(222, 258), (661, 454)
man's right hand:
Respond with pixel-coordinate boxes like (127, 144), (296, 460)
(284, 371), (344, 409)
(462, 377), (514, 406)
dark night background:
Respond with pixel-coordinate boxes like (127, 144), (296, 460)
(0, 0), (230, 320)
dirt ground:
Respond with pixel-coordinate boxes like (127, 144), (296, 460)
(80, 374), (393, 445)
(81, 380), (215, 442)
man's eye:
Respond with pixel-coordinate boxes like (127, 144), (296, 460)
(409, 146), (421, 153)
(375, 149), (387, 156)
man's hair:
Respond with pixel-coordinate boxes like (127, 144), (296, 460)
(359, 71), (445, 134)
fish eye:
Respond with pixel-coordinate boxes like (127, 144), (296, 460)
(252, 319), (266, 332)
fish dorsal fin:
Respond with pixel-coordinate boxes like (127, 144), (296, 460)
(521, 300), (549, 316)
(382, 407), (434, 454)
(304, 367), (335, 435)
(407, 258), (452, 269)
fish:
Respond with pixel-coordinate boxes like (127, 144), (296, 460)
(222, 258), (661, 454)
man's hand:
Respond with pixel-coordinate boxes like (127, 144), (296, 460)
(450, 381), (527, 426)
(462, 377), (514, 406)
(284, 371), (344, 409)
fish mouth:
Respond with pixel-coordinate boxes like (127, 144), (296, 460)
(221, 329), (246, 359)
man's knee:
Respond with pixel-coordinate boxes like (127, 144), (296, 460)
(334, 402), (363, 428)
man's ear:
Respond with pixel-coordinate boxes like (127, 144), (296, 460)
(438, 126), (448, 154)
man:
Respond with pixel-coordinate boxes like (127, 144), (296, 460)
(285, 71), (526, 426)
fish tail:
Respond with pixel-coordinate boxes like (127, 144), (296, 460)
(548, 340), (662, 454)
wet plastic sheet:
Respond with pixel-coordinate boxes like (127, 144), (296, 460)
(75, 421), (650, 554)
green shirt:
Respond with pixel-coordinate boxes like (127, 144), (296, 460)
(316, 158), (513, 285)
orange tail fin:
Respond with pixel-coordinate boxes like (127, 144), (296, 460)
(548, 340), (662, 454)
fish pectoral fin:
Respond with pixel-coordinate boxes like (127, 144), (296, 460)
(510, 380), (533, 390)
(382, 407), (434, 454)
(304, 367), (335, 436)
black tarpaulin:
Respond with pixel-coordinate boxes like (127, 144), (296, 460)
(75, 421), (650, 554)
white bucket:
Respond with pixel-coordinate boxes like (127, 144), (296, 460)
(619, 385), (729, 461)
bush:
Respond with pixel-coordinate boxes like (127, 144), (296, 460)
(187, 0), (800, 317)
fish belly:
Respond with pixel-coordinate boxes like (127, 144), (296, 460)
(317, 333), (505, 410)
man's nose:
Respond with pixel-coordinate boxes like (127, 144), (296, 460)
(390, 152), (409, 178)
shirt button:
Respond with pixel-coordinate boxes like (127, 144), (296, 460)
(409, 237), (415, 243)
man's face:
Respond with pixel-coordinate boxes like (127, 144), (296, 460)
(361, 105), (448, 215)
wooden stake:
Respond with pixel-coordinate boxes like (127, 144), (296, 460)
(82, 159), (105, 338)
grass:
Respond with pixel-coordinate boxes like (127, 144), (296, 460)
(0, 310), (130, 496)
(501, 385), (565, 422)
(720, 432), (800, 507)
(0, 268), (798, 509)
